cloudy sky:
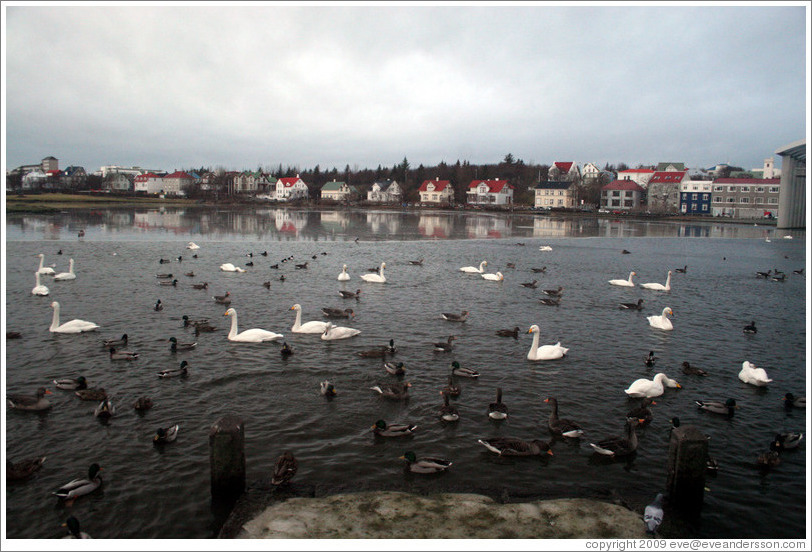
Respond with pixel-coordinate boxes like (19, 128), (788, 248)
(3, 3), (808, 175)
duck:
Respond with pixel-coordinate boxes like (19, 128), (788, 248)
(460, 260), (487, 273)
(219, 263), (246, 273)
(290, 304), (330, 334)
(6, 331), (22, 339)
(531, 266), (547, 273)
(75, 388), (107, 401)
(159, 279), (178, 287)
(433, 335), (456, 352)
(487, 388), (509, 419)
(57, 249), (63, 255)
(31, 272), (50, 296)
(108, 347), (139, 361)
(182, 316), (211, 328)
(619, 299), (644, 310)
(53, 376), (87, 391)
(438, 392), (460, 422)
(271, 451), (298, 485)
(49, 301), (99, 333)
(261, 281), (272, 289)
(270, 263), (280, 269)
(53, 259), (77, 281)
(539, 245), (553, 251)
(338, 264), (351, 281)
(154, 300), (164, 312)
(675, 265), (687, 273)
(53, 463), (102, 503)
(372, 419), (417, 437)
(793, 268), (804, 275)
(245, 261), (254, 267)
(320, 381), (337, 397)
(133, 396), (154, 411)
(156, 273), (174, 279)
(169, 337), (197, 352)
(626, 397), (656, 424)
(477, 437), (553, 457)
(93, 398), (116, 419)
(7, 387), (52, 411)
(783, 393), (806, 409)
(544, 397), (584, 438)
(158, 360), (190, 378)
(357, 346), (389, 358)
(442, 375), (461, 398)
(520, 280), (538, 289)
(321, 321), (361, 341)
(400, 451), (452, 474)
(496, 326), (520, 339)
(186, 242), (200, 250)
(640, 271), (672, 291)
(159, 258), (170, 264)
(481, 271), (504, 282)
(370, 381), (411, 400)
(102, 334), (128, 348)
(361, 262), (387, 283)
(695, 398), (737, 416)
(755, 269), (772, 279)
(739, 360), (772, 386)
(625, 373), (681, 398)
(643, 493), (665, 535)
(681, 361), (708, 377)
(295, 261), (309, 269)
(743, 321), (758, 334)
(384, 361), (406, 376)
(647, 307), (674, 331)
(7, 456), (47, 481)
(153, 424), (180, 444)
(338, 289), (361, 299)
(224, 308), (283, 342)
(261, 251), (268, 256)
(774, 432), (803, 450)
(609, 271), (636, 287)
(409, 258), (424, 266)
(321, 307), (354, 319)
(77, 229), (85, 238)
(621, 249), (631, 254)
(35, 253), (56, 275)
(526, 325), (568, 361)
(756, 449), (781, 469)
(192, 282), (209, 290)
(539, 297), (561, 306)
(589, 418), (642, 457)
(451, 361), (479, 378)
(644, 351), (658, 368)
(441, 310), (469, 322)
(281, 342), (294, 357)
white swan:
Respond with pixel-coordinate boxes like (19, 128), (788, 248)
(186, 242), (200, 250)
(220, 263), (246, 273)
(36, 253), (56, 275)
(32, 272), (49, 296)
(609, 271), (635, 287)
(460, 260), (487, 273)
(321, 321), (361, 341)
(361, 262), (386, 283)
(526, 324), (569, 360)
(624, 373), (681, 398)
(338, 264), (351, 281)
(223, 308), (283, 342)
(641, 271), (671, 291)
(49, 301), (99, 333)
(738, 360), (772, 387)
(53, 259), (77, 281)
(647, 307), (674, 331)
(290, 304), (330, 334)
(539, 245), (553, 251)
(482, 271), (504, 282)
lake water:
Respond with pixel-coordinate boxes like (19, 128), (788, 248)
(3, 207), (807, 539)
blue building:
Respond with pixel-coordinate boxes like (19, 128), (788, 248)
(679, 180), (713, 215)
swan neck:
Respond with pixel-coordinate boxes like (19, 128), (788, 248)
(228, 312), (238, 338)
(530, 329), (540, 354)
(293, 308), (302, 329)
(50, 304), (60, 330)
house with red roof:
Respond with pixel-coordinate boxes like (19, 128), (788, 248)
(161, 171), (194, 196)
(466, 179), (514, 206)
(548, 161), (581, 182)
(275, 174), (310, 202)
(646, 170), (687, 213)
(601, 180), (645, 211)
(134, 172), (164, 194)
(418, 177), (454, 205)
(617, 168), (655, 188)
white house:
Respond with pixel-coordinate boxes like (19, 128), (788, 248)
(367, 180), (403, 204)
(418, 177), (454, 205)
(134, 172), (164, 193)
(275, 175), (310, 201)
(616, 168), (655, 188)
(22, 169), (48, 189)
(581, 163), (601, 183)
(548, 161), (581, 182)
(466, 179), (514, 205)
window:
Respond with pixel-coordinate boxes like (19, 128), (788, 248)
(728, 186), (737, 192)
(702, 204), (709, 211)
(692, 193), (698, 200)
(610, 199), (620, 207)
(755, 198), (763, 204)
(714, 186), (724, 192)
(692, 185), (698, 191)
(769, 187), (779, 193)
(612, 191), (620, 197)
(713, 197), (722, 203)
(740, 186), (749, 192)
(623, 199), (634, 207)
(740, 197), (749, 203)
(727, 198), (735, 203)
(681, 193), (688, 200)
(768, 198), (778, 204)
(755, 187), (764, 192)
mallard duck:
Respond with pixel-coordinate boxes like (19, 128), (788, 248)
(539, 297), (561, 306)
(496, 326), (520, 339)
(102, 334), (128, 348)
(62, 516), (91, 539)
(271, 451), (298, 485)
(682, 361), (708, 376)
(320, 381), (337, 397)
(477, 437), (553, 457)
(409, 259), (424, 266)
(262, 281), (272, 289)
(644, 351), (658, 368)
(441, 310), (469, 322)
(193, 322), (217, 335)
(212, 292), (231, 304)
(541, 286), (563, 297)
(75, 388), (106, 401)
(169, 337), (197, 352)
(675, 265), (687, 273)
(357, 346), (389, 358)
(7, 387), (53, 411)
(488, 388), (509, 420)
(53, 463), (102, 503)
(384, 361), (405, 376)
(191, 282), (208, 290)
(433, 336), (456, 352)
(520, 280), (538, 289)
(696, 398), (737, 416)
(281, 342), (294, 357)
(400, 451), (452, 474)
(370, 381), (411, 400)
(182, 315), (209, 327)
(154, 300), (164, 312)
(270, 264), (279, 269)
(619, 299), (644, 310)
(372, 419), (417, 437)
(338, 289), (361, 299)
(322, 307), (354, 318)
(158, 360), (189, 378)
(545, 397), (584, 438)
(783, 393), (806, 409)
(295, 261), (308, 269)
(156, 273), (173, 279)
(531, 266), (547, 273)
(94, 398), (115, 419)
(133, 396), (153, 411)
(185, 271), (195, 277)
(154, 424), (180, 444)
(439, 392), (460, 422)
(589, 418), (642, 457)
(6, 456), (46, 481)
(109, 347), (139, 361)
(743, 321), (758, 334)
(451, 361), (478, 378)
(775, 432), (803, 450)
(441, 375), (460, 398)
(626, 397), (656, 425)
(160, 279), (178, 287)
(757, 440), (782, 468)
(53, 376), (87, 391)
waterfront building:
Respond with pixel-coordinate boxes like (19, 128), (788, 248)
(160, 171), (194, 196)
(275, 175), (310, 202)
(711, 178), (781, 219)
(321, 180), (360, 202)
(601, 179), (645, 211)
(418, 177), (454, 205)
(467, 179), (514, 206)
(775, 139), (806, 229)
(679, 180), (713, 215)
(616, 168), (655, 188)
(367, 180), (403, 204)
(646, 171), (687, 213)
(134, 172), (163, 194)
(60, 166), (87, 189)
(548, 161), (580, 183)
(534, 181), (576, 209)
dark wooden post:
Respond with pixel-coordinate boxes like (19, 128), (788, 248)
(209, 414), (245, 499)
(666, 425), (708, 510)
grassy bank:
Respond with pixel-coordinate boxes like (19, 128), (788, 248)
(5, 193), (199, 213)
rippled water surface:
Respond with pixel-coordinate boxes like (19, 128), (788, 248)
(4, 208), (808, 539)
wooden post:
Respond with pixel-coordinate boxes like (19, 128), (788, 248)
(666, 425), (708, 510)
(209, 414), (245, 500)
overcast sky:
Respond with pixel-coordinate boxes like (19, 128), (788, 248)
(3, 3), (808, 175)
